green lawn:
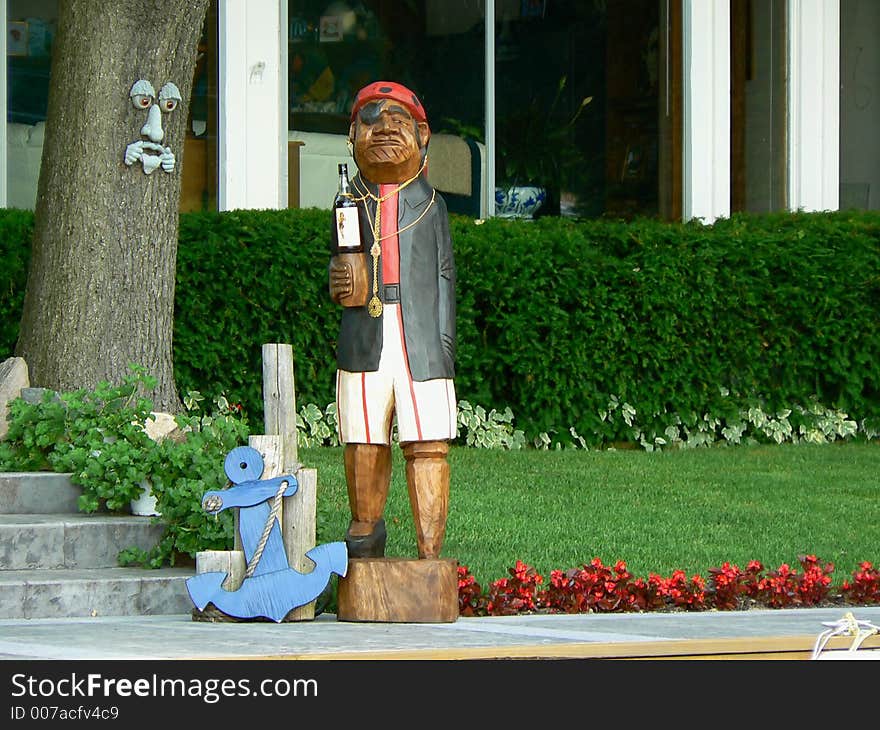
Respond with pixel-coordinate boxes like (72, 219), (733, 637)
(302, 442), (880, 589)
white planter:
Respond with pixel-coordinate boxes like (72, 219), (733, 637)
(130, 479), (160, 516)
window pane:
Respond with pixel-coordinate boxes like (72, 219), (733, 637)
(183, 1), (218, 212)
(732, 0), (787, 214)
(840, 0), (880, 211)
(6, 0), (57, 210)
(493, 0), (668, 220)
(5, 0), (217, 212)
(289, 1), (486, 214)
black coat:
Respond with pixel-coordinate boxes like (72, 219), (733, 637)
(330, 174), (456, 381)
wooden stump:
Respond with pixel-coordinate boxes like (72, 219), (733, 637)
(336, 557), (459, 623)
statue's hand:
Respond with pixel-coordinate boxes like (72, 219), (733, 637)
(124, 140), (144, 166)
(160, 147), (176, 173)
(329, 257), (353, 303)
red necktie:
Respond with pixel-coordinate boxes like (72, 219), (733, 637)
(379, 184), (400, 286)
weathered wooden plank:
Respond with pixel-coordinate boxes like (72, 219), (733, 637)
(243, 435), (289, 576)
(261, 343), (299, 473)
(195, 549), (246, 591)
(252, 428), (316, 620)
(283, 467), (317, 621)
(260, 343), (318, 621)
(337, 557), (458, 623)
(239, 634), (880, 661)
(232, 435), (284, 552)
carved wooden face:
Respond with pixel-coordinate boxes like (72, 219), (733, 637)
(350, 99), (430, 184)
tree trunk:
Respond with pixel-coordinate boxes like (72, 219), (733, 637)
(15, 0), (210, 412)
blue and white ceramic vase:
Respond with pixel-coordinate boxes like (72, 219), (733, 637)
(494, 185), (547, 219)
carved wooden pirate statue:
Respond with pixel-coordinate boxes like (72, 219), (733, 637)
(328, 81), (456, 560)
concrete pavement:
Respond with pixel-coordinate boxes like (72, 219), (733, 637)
(1, 606), (879, 660)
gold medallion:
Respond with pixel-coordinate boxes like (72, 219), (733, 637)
(368, 296), (383, 318)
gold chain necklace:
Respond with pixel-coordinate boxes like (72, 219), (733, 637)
(352, 158), (435, 318)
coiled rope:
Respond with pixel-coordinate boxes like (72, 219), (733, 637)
(810, 611), (880, 659)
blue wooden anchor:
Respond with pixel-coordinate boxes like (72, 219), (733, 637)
(186, 445), (348, 622)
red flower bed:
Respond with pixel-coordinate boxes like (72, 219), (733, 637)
(457, 556), (880, 616)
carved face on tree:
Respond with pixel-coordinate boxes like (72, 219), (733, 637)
(350, 99), (430, 184)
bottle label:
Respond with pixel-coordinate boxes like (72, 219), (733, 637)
(335, 206), (361, 251)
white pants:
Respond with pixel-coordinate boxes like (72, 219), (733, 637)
(336, 303), (457, 444)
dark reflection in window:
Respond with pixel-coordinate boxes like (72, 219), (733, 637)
(288, 1), (486, 216)
(184, 1), (218, 212)
(840, 0), (880, 211)
(6, 1), (58, 209)
(288, 2), (486, 136)
(288, 1), (675, 220)
(732, 0), (787, 214)
(493, 0), (666, 220)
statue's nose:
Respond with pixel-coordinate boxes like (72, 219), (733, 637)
(140, 103), (164, 143)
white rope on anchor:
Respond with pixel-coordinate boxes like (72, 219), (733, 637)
(244, 479), (290, 579)
(810, 611), (880, 659)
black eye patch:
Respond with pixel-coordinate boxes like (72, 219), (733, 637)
(358, 101), (410, 126)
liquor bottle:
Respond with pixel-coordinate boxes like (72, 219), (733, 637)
(333, 163), (362, 252)
(331, 163), (368, 307)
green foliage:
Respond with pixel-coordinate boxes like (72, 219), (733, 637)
(0, 208), (33, 353)
(0, 366), (251, 566)
(130, 392), (251, 567)
(456, 400), (526, 449)
(292, 398), (529, 451)
(173, 208), (340, 427)
(2, 207), (879, 449)
(297, 402), (340, 448)
(452, 210), (880, 446)
(0, 365), (160, 512)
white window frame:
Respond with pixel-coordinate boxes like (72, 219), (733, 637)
(1, 1), (846, 220)
(217, 0), (286, 211)
(788, 0), (840, 212)
(682, 0), (730, 224)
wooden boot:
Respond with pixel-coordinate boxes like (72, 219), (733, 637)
(402, 440), (449, 559)
(344, 443), (392, 557)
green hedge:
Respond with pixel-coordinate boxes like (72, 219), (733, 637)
(452, 211), (880, 444)
(0, 209), (33, 354)
(1, 207), (878, 446)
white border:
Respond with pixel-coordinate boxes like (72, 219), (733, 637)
(788, 0), (840, 212)
(218, 0), (284, 211)
(682, 0), (730, 224)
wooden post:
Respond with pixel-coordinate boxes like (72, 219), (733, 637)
(261, 343), (298, 472)
(261, 342), (317, 621)
(195, 550), (246, 590)
(196, 344), (318, 621)
(284, 467), (317, 620)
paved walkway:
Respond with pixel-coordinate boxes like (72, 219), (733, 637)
(2, 606), (878, 660)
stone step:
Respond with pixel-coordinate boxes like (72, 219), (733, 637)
(0, 472), (81, 514)
(0, 567), (195, 620)
(0, 513), (165, 570)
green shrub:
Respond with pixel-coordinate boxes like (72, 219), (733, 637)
(0, 366), (251, 566)
(0, 365), (161, 512)
(0, 208), (33, 353)
(173, 208), (338, 425)
(2, 207), (879, 447)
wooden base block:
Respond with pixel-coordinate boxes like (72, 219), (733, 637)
(337, 557), (459, 623)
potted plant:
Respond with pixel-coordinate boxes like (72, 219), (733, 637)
(494, 76), (592, 218)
